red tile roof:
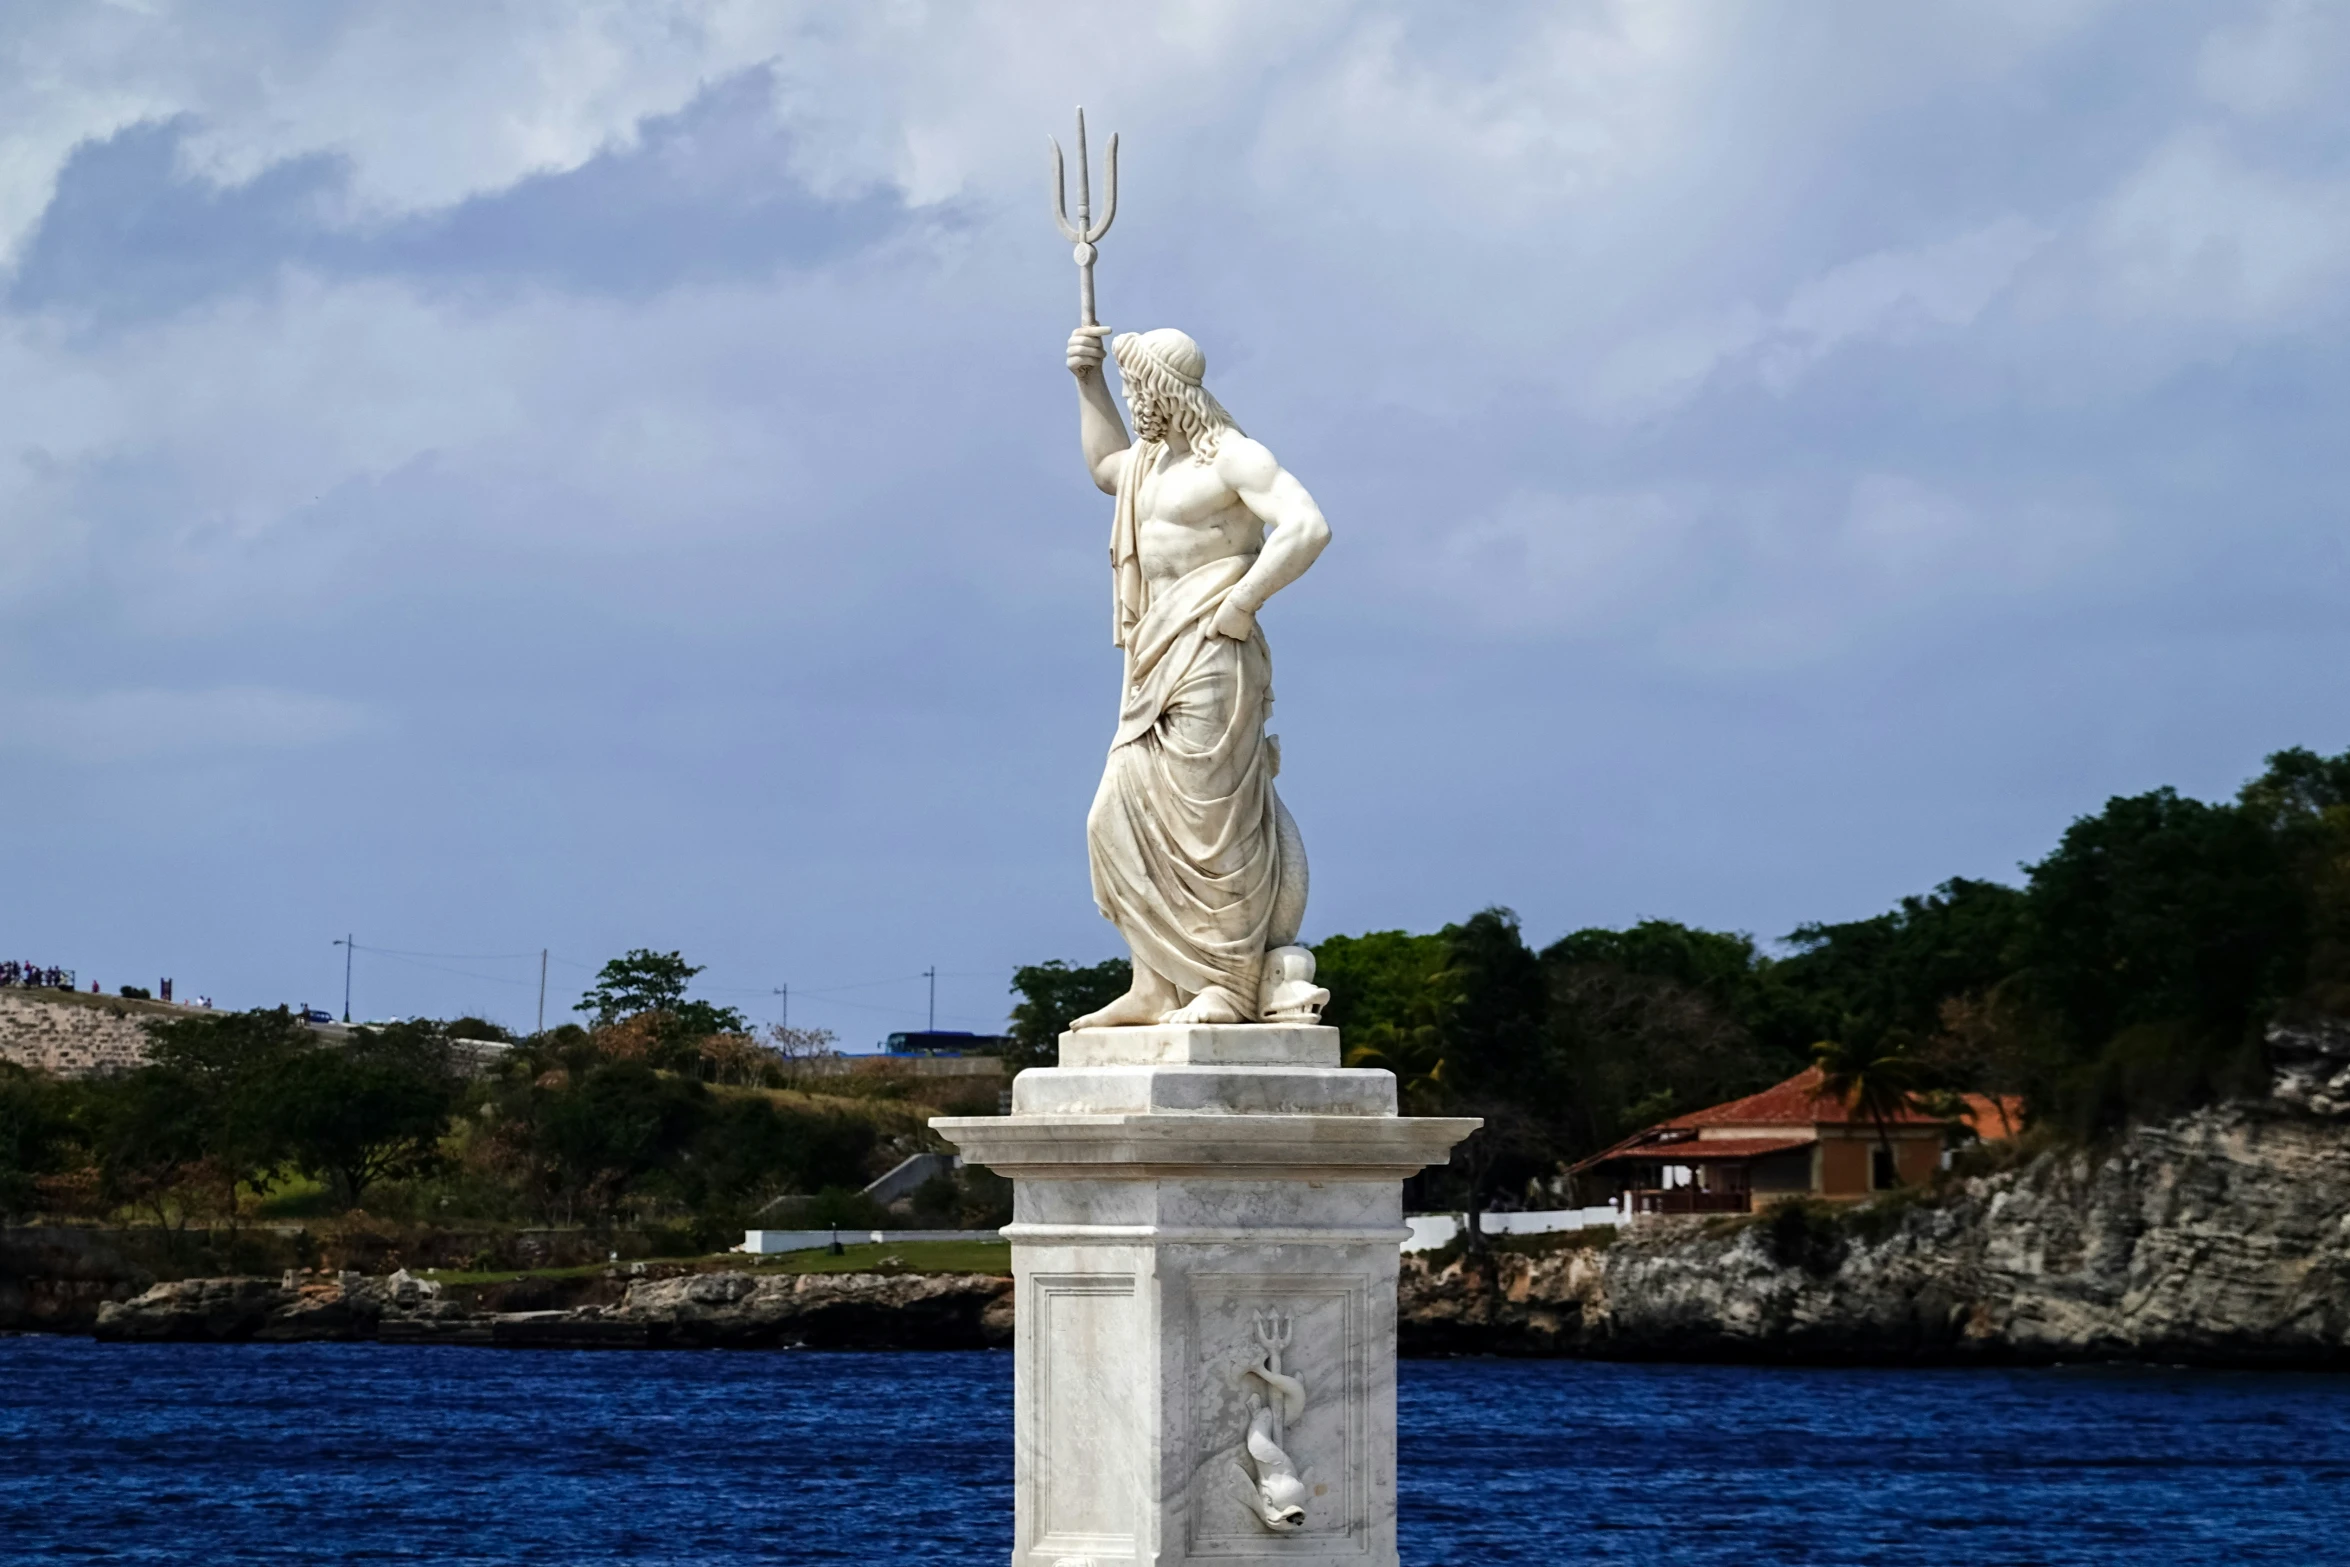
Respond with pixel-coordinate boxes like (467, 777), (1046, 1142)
(1579, 1134), (1814, 1165)
(1663, 1065), (1951, 1130)
(1566, 1066), (1970, 1176)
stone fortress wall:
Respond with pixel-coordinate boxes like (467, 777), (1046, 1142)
(0, 989), (191, 1076)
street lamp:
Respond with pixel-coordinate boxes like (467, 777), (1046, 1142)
(331, 935), (353, 1023)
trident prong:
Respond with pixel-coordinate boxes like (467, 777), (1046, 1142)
(1252, 1309), (1292, 1361)
(1049, 106), (1118, 328)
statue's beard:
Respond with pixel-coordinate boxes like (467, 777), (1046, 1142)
(1133, 401), (1170, 442)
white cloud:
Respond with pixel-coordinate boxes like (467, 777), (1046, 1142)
(2092, 127), (2350, 324)
(0, 2), (836, 264)
(2198, 0), (2350, 118)
(1411, 470), (2123, 670)
(1584, 216), (2048, 419)
(1426, 487), (1698, 634)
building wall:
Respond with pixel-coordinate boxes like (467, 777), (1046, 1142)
(1894, 1133), (1941, 1187)
(790, 1055), (1005, 1080)
(1815, 1128), (1943, 1197)
(1747, 1148), (1814, 1193)
(0, 991), (179, 1076)
(1819, 1136), (1872, 1197)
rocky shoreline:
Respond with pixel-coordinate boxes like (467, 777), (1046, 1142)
(1399, 1027), (2350, 1368)
(15, 1028), (2350, 1365)
(80, 1267), (1016, 1350)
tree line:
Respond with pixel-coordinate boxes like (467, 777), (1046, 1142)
(1009, 745), (2350, 1213)
(0, 949), (901, 1237)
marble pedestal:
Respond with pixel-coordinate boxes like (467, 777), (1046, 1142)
(933, 1024), (1478, 1567)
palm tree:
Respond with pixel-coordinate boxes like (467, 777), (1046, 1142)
(1811, 1035), (1928, 1188)
(1342, 963), (1464, 1116)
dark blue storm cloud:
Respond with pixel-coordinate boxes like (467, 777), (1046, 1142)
(11, 68), (911, 323)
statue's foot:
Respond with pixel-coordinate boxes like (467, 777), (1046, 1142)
(1070, 987), (1171, 1029)
(1162, 989), (1249, 1025)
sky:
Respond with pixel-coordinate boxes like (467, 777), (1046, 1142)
(3, 1), (2347, 1042)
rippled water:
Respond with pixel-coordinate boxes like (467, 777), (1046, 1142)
(3, 1337), (2346, 1564)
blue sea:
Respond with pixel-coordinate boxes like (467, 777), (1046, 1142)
(3, 1339), (2347, 1564)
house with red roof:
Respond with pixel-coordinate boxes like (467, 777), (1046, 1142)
(1569, 1065), (2021, 1216)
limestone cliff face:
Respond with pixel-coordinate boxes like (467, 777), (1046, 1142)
(90, 1267), (1015, 1350)
(1398, 1025), (2350, 1367)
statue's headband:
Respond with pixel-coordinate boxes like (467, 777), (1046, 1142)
(1114, 329), (1205, 388)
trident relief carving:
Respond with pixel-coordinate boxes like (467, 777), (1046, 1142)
(1231, 1309), (1309, 1532)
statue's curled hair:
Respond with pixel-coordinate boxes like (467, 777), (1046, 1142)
(1113, 328), (1241, 462)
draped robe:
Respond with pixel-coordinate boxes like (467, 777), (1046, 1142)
(1087, 440), (1301, 1018)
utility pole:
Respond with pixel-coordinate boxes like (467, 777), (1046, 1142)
(772, 984), (789, 1031)
(925, 966), (937, 1032)
(332, 935), (354, 1023)
(536, 949), (548, 1037)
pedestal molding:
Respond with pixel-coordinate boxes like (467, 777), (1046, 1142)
(1001, 1223), (1411, 1246)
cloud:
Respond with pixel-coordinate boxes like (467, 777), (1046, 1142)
(2198, 0), (2350, 118)
(1584, 216), (2049, 418)
(2091, 127), (2350, 325)
(0, 2), (2345, 1026)
(1423, 487), (1700, 636)
(0, 685), (371, 763)
(8, 71), (916, 324)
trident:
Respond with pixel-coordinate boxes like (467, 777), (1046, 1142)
(1050, 106), (1118, 329)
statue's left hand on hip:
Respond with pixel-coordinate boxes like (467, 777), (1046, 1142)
(1209, 600), (1257, 641)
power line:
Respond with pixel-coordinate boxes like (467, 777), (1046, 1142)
(353, 943), (543, 961)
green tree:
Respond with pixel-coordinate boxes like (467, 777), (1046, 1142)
(1007, 958), (1133, 1070)
(1314, 929), (1453, 1038)
(1811, 1036), (1928, 1185)
(2240, 745), (2350, 1016)
(2017, 786), (2300, 1130)
(578, 950), (699, 1026)
(1322, 929), (1463, 1111)
(273, 1024), (461, 1208)
(577, 950), (748, 1069)
(1538, 935), (1775, 1159)
(141, 1007), (311, 1226)
(507, 1059), (711, 1226)
(666, 1096), (878, 1215)
(83, 1068), (207, 1231)
(0, 1065), (75, 1222)
(1769, 879), (2029, 1061)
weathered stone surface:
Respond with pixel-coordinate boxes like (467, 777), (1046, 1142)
(0, 991), (173, 1076)
(88, 1268), (1015, 1350)
(1398, 1086), (2350, 1368)
(0, 1227), (154, 1332)
(613, 1268), (1014, 1349)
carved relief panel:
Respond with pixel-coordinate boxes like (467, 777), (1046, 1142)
(1184, 1272), (1370, 1559)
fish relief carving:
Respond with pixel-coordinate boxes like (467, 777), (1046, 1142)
(1227, 1308), (1308, 1532)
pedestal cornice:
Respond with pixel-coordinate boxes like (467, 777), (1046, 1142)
(932, 1110), (1479, 1182)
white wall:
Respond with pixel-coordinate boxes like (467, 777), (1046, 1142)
(1400, 1206), (1621, 1253)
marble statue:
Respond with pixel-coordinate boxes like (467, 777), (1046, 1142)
(1064, 321), (1331, 1028)
(925, 113), (1477, 1567)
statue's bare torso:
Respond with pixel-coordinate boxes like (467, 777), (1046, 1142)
(1065, 326), (1330, 1026)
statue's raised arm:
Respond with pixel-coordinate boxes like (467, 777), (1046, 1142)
(1067, 326), (1332, 1030)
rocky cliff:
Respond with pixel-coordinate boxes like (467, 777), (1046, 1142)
(89, 1267), (1016, 1350)
(1398, 1024), (2350, 1368)
(30, 1030), (2350, 1364)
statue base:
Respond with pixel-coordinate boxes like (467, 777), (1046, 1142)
(932, 1024), (1478, 1567)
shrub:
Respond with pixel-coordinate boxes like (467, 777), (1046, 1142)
(1761, 1199), (1847, 1276)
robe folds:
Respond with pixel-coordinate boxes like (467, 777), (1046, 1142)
(1087, 548), (1301, 1017)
